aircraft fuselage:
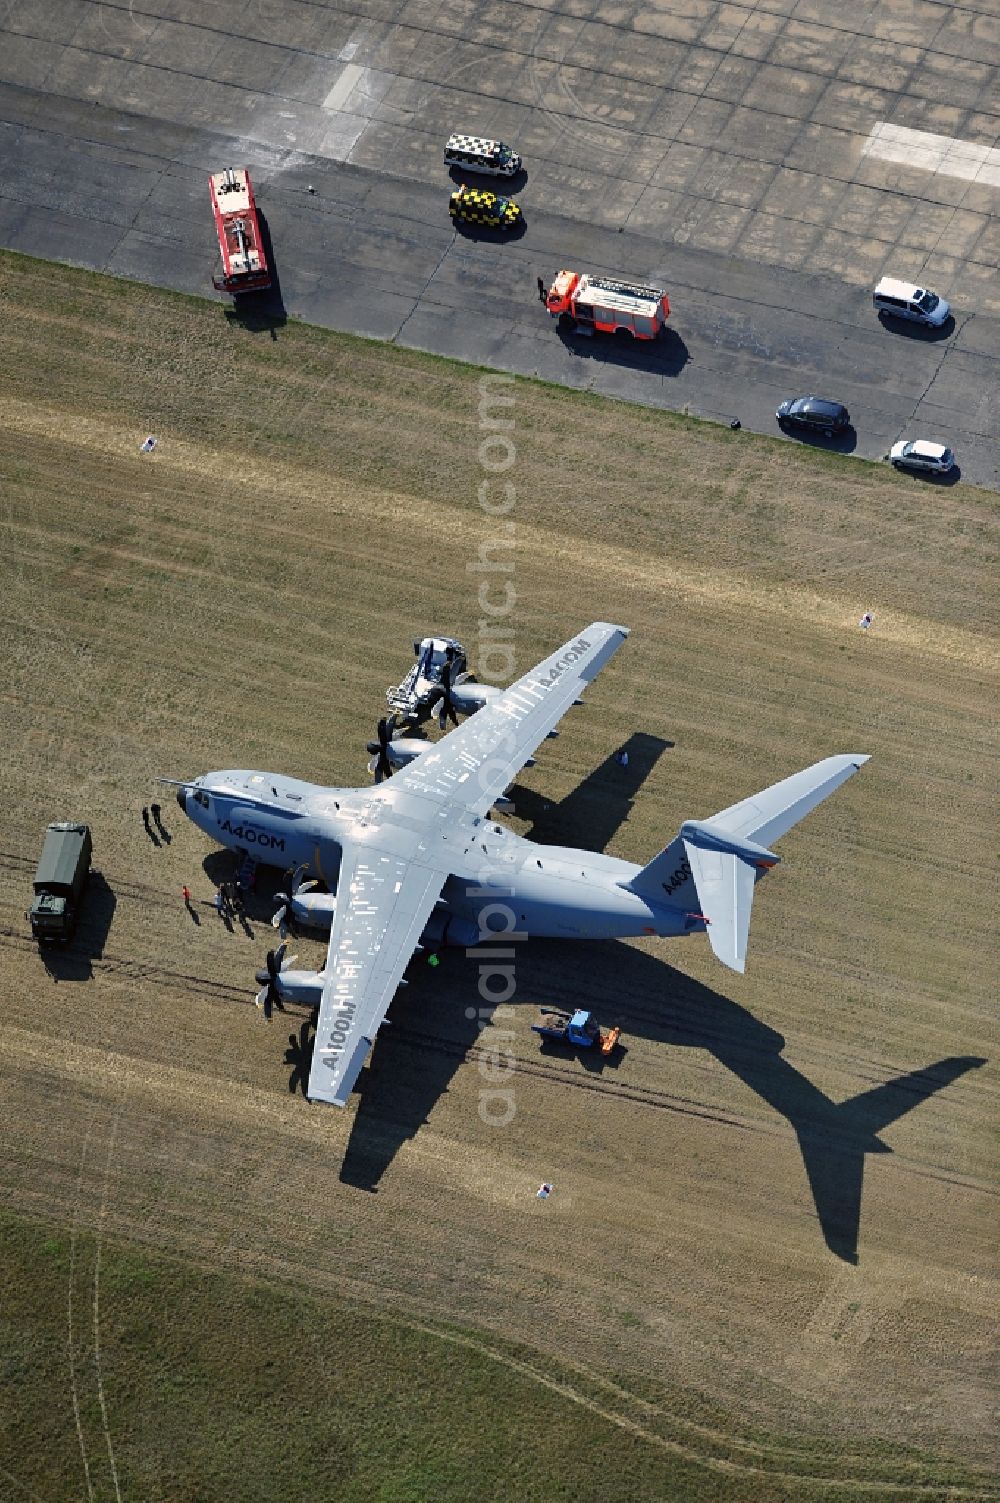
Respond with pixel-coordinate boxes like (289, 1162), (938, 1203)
(177, 770), (700, 943)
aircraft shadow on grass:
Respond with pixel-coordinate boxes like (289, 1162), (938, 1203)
(250, 749), (981, 1260)
(609, 960), (986, 1265)
(511, 730), (673, 851)
(334, 940), (984, 1262)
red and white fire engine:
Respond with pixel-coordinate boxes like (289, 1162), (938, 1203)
(209, 167), (271, 294)
(545, 270), (670, 338)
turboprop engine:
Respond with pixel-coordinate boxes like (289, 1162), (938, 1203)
(268, 888), (480, 952)
(367, 718), (434, 783)
(418, 909), (480, 951)
(254, 944), (325, 1019)
(381, 737), (432, 767)
(272, 864), (337, 939)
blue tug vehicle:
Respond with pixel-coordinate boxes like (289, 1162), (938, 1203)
(531, 1009), (621, 1055)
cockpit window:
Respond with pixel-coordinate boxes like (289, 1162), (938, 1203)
(194, 790), (210, 808)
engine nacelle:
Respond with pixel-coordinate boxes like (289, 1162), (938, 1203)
(274, 968), (326, 1007)
(386, 737), (432, 768)
(448, 680), (503, 715)
(420, 909), (480, 950)
(277, 893), (479, 955)
(289, 890), (337, 931)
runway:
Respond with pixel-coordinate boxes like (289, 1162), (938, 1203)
(0, 0), (997, 484)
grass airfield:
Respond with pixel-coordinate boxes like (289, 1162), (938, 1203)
(0, 251), (997, 1502)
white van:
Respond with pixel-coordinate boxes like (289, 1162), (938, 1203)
(443, 134), (521, 178)
(873, 277), (950, 327)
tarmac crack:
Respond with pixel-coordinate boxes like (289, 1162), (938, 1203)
(390, 234), (456, 345)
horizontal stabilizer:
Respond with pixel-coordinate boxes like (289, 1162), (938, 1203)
(710, 755), (870, 847)
(628, 754), (870, 973)
(679, 820), (780, 870)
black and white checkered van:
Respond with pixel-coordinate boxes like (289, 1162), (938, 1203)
(443, 134), (521, 177)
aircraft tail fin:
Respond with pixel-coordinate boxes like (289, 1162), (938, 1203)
(627, 755), (869, 973)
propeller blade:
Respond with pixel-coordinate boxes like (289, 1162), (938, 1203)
(271, 904), (288, 933)
(373, 717), (394, 781)
(438, 661), (459, 727)
(297, 880), (318, 895)
(256, 943), (291, 1019)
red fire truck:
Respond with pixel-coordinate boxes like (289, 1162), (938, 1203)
(209, 167), (271, 294)
(545, 270), (670, 338)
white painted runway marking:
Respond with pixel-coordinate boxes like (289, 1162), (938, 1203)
(323, 63), (363, 114)
(862, 122), (1000, 189)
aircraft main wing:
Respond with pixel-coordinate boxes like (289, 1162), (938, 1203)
(389, 622), (630, 818)
(306, 623), (629, 1106)
(306, 843), (447, 1106)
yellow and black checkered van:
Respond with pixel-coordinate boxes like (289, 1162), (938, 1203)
(449, 184), (522, 228)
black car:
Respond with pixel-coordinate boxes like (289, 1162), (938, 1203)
(776, 396), (851, 436)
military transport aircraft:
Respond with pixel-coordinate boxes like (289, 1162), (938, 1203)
(168, 623), (869, 1109)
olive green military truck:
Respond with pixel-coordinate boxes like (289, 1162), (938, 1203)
(28, 823), (92, 944)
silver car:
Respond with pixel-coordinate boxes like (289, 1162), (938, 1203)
(889, 439), (955, 474)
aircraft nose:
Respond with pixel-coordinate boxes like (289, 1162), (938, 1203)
(176, 786), (187, 813)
